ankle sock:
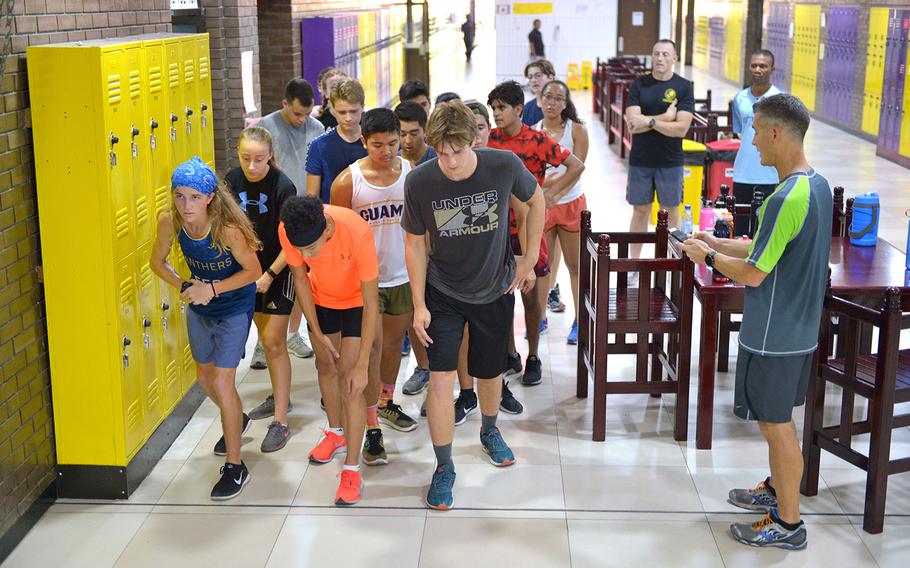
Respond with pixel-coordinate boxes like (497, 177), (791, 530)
(379, 384), (396, 407)
(433, 443), (453, 466)
(327, 427), (344, 437)
(366, 404), (380, 428)
(770, 509), (801, 531)
(342, 464), (361, 473)
(481, 413), (497, 434)
(460, 388), (476, 400)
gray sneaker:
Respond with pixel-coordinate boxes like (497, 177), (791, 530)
(249, 394), (293, 420)
(728, 477), (778, 512)
(730, 511), (807, 550)
(250, 341), (267, 369)
(287, 332), (314, 359)
(403, 366), (430, 395)
(260, 421), (291, 453)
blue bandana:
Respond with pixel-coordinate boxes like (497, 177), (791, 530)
(171, 156), (217, 195)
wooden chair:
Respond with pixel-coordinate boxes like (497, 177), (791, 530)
(576, 210), (695, 442)
(801, 287), (910, 534)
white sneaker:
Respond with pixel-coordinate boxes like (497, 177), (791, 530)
(287, 332), (314, 359)
(250, 341), (267, 369)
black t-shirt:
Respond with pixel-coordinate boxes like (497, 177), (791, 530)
(529, 29), (544, 56)
(317, 108), (338, 130)
(225, 166), (296, 271)
(627, 73), (696, 168)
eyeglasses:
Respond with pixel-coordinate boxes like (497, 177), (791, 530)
(542, 93), (566, 104)
(527, 73), (546, 80)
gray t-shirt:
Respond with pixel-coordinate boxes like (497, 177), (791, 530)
(740, 169), (832, 356)
(258, 111), (325, 195)
(400, 148), (537, 304)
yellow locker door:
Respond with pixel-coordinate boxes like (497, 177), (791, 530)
(196, 36), (215, 164)
(724, 2), (743, 83)
(101, 48), (136, 262)
(171, 242), (196, 391)
(181, 37), (202, 160)
(863, 8), (890, 135)
(156, 266), (182, 410)
(792, 5), (820, 111)
(137, 243), (164, 432)
(143, 39), (173, 223)
(125, 46), (153, 247)
(116, 253), (145, 459)
(164, 38), (186, 164)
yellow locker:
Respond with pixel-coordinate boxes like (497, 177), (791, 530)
(196, 36), (215, 164)
(125, 46), (153, 247)
(116, 253), (145, 459)
(863, 8), (890, 135)
(901, 46), (910, 158)
(694, 16), (709, 70)
(181, 36), (201, 159)
(142, 38), (173, 220)
(137, 243), (164, 431)
(791, 5), (820, 111)
(724, 2), (743, 83)
(164, 37), (187, 163)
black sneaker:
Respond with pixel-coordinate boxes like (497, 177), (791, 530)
(210, 461), (250, 501)
(362, 428), (388, 466)
(454, 391), (478, 426)
(521, 355), (542, 386)
(500, 381), (524, 414)
(504, 352), (523, 378)
(214, 413), (251, 456)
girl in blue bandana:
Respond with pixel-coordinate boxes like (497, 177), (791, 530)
(149, 156), (262, 501)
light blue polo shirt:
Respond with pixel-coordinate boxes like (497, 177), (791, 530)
(732, 85), (782, 185)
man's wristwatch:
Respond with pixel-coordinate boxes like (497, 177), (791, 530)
(648, 118), (656, 128)
(266, 268), (278, 279)
(704, 251), (717, 268)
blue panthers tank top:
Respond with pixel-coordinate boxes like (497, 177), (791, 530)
(178, 226), (255, 319)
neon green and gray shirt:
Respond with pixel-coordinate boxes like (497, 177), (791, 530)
(740, 169), (832, 356)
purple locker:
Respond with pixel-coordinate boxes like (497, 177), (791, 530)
(879, 9), (904, 153)
(768, 3), (790, 91)
(824, 7), (859, 126)
(894, 10), (910, 151)
(302, 17), (338, 106)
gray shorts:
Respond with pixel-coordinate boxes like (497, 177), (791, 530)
(734, 348), (813, 423)
(626, 165), (684, 207)
(186, 308), (253, 369)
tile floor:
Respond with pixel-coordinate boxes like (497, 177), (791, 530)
(6, 25), (910, 568)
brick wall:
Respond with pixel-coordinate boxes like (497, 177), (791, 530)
(0, 0), (170, 543)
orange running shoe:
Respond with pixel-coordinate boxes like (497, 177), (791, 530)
(335, 469), (363, 506)
(308, 431), (347, 464)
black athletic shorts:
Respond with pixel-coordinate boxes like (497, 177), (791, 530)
(733, 347), (813, 423)
(425, 283), (514, 379)
(308, 305), (363, 337)
(254, 267), (295, 315)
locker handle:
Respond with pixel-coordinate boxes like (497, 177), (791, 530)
(161, 302), (170, 311)
(143, 318), (151, 328)
(185, 106), (194, 117)
(131, 125), (140, 138)
(110, 133), (119, 145)
(201, 103), (208, 111)
(123, 337), (131, 347)
(171, 113), (178, 123)
(150, 119), (159, 130)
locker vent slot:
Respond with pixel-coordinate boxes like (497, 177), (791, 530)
(129, 71), (141, 99)
(120, 273), (135, 302)
(166, 361), (179, 388)
(107, 74), (122, 104)
(199, 56), (209, 80)
(139, 262), (152, 288)
(147, 379), (160, 406)
(168, 63), (179, 88)
(182, 344), (193, 370)
(136, 196), (149, 228)
(115, 207), (130, 241)
(184, 59), (195, 84)
(149, 65), (163, 94)
(154, 186), (169, 215)
(126, 400), (141, 429)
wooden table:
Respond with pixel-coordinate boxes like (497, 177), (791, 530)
(691, 237), (910, 449)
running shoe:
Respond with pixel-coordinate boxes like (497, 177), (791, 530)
(213, 413), (251, 456)
(524, 318), (549, 339)
(548, 284), (566, 312)
(210, 462), (250, 501)
(521, 355), (543, 386)
(504, 352), (523, 378)
(403, 366), (430, 395)
(362, 428), (388, 466)
(379, 402), (418, 432)
(335, 469), (363, 506)
(401, 332), (412, 357)
(420, 396), (427, 417)
(480, 426), (515, 467)
(250, 341), (267, 369)
(426, 463), (456, 510)
(728, 477), (778, 512)
(454, 391), (478, 426)
(260, 421), (290, 453)
(249, 394), (293, 420)
(567, 320), (578, 345)
(730, 510), (807, 550)
(308, 430), (347, 464)
(287, 332), (314, 359)
(499, 381), (524, 414)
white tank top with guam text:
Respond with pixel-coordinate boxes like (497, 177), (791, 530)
(535, 118), (584, 205)
(349, 157), (411, 288)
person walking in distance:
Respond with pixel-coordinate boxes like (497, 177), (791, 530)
(149, 157), (262, 500)
(461, 13), (475, 61)
(682, 94), (831, 551)
(528, 19), (545, 61)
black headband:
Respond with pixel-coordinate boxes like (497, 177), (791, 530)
(286, 216), (327, 247)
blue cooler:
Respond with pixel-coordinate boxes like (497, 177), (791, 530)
(849, 193), (880, 247)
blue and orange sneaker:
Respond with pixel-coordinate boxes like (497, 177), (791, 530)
(480, 427), (515, 466)
(728, 477), (778, 511)
(730, 509), (807, 550)
(426, 463), (456, 510)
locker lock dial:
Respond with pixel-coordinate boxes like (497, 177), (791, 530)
(109, 132), (119, 166)
(143, 318), (151, 348)
(200, 103), (208, 128)
(161, 302), (170, 330)
(122, 336), (131, 367)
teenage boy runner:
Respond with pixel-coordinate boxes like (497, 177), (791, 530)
(254, 78), (324, 368)
(399, 79), (432, 117)
(522, 59), (556, 126)
(331, 109), (419, 466)
(402, 101), (546, 510)
(306, 79), (368, 204)
(487, 80), (584, 386)
(226, 128), (296, 452)
(279, 195), (379, 506)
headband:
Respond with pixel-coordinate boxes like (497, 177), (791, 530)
(285, 216), (327, 247)
(171, 156), (218, 195)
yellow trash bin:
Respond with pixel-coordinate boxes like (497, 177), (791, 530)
(651, 139), (706, 225)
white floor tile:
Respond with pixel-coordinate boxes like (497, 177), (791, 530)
(856, 524), (910, 568)
(562, 465), (702, 512)
(157, 457), (308, 506)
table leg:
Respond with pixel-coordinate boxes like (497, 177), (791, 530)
(697, 295), (718, 450)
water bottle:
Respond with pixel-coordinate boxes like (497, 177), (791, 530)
(750, 191), (764, 238)
(682, 205), (694, 235)
(712, 218), (730, 283)
(699, 199), (715, 231)
(849, 192), (880, 247)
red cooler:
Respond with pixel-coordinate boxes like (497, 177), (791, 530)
(705, 138), (740, 202)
